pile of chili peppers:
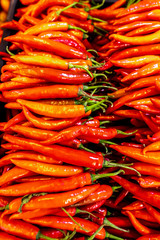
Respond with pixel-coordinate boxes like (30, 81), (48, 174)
(0, 0), (160, 239)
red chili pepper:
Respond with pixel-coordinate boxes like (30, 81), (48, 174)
(80, 200), (106, 214)
(126, 23), (160, 37)
(140, 111), (160, 133)
(114, 189), (129, 206)
(114, 21), (157, 33)
(0, 166), (35, 187)
(117, 0), (160, 18)
(111, 55), (160, 69)
(124, 162), (160, 178)
(111, 175), (160, 209)
(136, 175), (160, 188)
(41, 126), (119, 145)
(123, 200), (145, 211)
(16, 99), (92, 118)
(125, 210), (158, 235)
(113, 109), (143, 120)
(0, 213), (53, 240)
(26, 215), (107, 239)
(136, 234), (160, 240)
(133, 104), (160, 114)
(112, 11), (150, 26)
(13, 67), (94, 84)
(0, 172), (115, 197)
(3, 112), (25, 130)
(121, 61), (160, 82)
(7, 184), (100, 213)
(11, 159), (83, 177)
(106, 86), (158, 114)
(5, 34), (88, 59)
(3, 84), (96, 101)
(3, 134), (105, 169)
(40, 228), (66, 240)
(127, 75), (160, 91)
(0, 230), (24, 240)
(106, 227), (141, 239)
(22, 106), (80, 130)
(122, 209), (157, 223)
(30, 0), (76, 17)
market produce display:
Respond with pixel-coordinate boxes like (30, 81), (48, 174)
(0, 0), (160, 239)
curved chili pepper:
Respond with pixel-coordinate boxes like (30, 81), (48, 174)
(133, 104), (160, 114)
(115, 21), (157, 33)
(11, 159), (83, 177)
(0, 171), (118, 197)
(122, 209), (157, 223)
(111, 55), (160, 69)
(106, 86), (158, 114)
(13, 68), (94, 84)
(17, 99), (92, 118)
(126, 23), (160, 37)
(1, 150), (62, 165)
(73, 185), (113, 207)
(113, 27), (160, 44)
(26, 215), (108, 239)
(111, 175), (160, 209)
(110, 144), (160, 165)
(30, 0), (76, 17)
(106, 227), (141, 239)
(140, 111), (160, 133)
(3, 112), (25, 130)
(0, 166), (35, 187)
(136, 234), (160, 240)
(22, 106), (80, 130)
(5, 35), (88, 59)
(113, 109), (143, 120)
(136, 175), (160, 188)
(2, 84), (95, 101)
(0, 213), (55, 240)
(123, 200), (145, 211)
(127, 75), (160, 91)
(7, 184), (100, 213)
(0, 230), (24, 240)
(117, 0), (160, 18)
(143, 140), (160, 154)
(112, 11), (150, 26)
(41, 126), (119, 145)
(125, 210), (158, 235)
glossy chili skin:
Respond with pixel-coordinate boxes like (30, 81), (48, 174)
(5, 35), (87, 59)
(3, 134), (104, 169)
(13, 67), (93, 84)
(111, 175), (160, 209)
(0, 172), (93, 196)
(26, 215), (106, 239)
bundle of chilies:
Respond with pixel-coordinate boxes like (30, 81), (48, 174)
(0, 0), (160, 239)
